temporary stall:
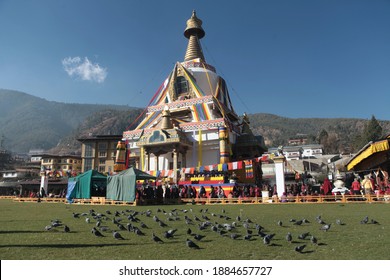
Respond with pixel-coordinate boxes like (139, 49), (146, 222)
(106, 167), (156, 202)
(66, 170), (107, 200)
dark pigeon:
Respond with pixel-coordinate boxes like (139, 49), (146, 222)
(164, 231), (174, 239)
(263, 236), (271, 245)
(186, 239), (200, 249)
(194, 234), (205, 241)
(298, 232), (310, 240)
(113, 231), (125, 240)
(126, 223), (133, 232)
(152, 233), (164, 243)
(134, 228), (145, 236)
(117, 224), (126, 231)
(140, 222), (148, 228)
(370, 219), (380, 225)
(244, 234), (252, 241)
(92, 227), (104, 237)
(295, 244), (306, 253)
(99, 226), (110, 232)
(293, 220), (303, 226)
(360, 216), (369, 224)
(51, 221), (62, 227)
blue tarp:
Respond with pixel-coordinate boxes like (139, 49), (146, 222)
(66, 181), (77, 202)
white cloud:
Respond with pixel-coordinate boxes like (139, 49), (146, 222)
(62, 56), (107, 83)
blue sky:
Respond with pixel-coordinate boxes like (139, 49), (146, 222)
(0, 0), (389, 120)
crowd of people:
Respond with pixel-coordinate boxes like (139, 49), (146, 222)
(137, 182), (313, 201)
(137, 170), (390, 203)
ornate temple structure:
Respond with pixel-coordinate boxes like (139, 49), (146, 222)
(115, 11), (266, 185)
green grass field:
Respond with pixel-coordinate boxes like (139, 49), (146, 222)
(0, 199), (389, 260)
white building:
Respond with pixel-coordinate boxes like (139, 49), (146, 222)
(301, 144), (323, 158)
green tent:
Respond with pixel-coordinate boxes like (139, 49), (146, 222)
(66, 170), (107, 200)
(106, 167), (156, 202)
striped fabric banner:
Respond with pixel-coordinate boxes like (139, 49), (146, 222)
(204, 164), (218, 171)
(181, 65), (206, 98)
(182, 167), (195, 174)
(244, 160), (253, 178)
(227, 161), (243, 170)
(217, 164), (228, 172)
(192, 103), (212, 122)
(152, 73), (172, 105)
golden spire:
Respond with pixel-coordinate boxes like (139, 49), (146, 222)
(184, 10), (206, 62)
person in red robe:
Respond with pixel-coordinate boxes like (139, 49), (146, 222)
(321, 178), (333, 195)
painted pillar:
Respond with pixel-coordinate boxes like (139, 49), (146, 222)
(154, 154), (159, 171)
(198, 129), (202, 167)
(140, 147), (144, 171)
(114, 141), (126, 172)
(39, 168), (48, 197)
(218, 126), (230, 164)
(273, 156), (286, 198)
(173, 149), (178, 184)
(146, 150), (150, 172)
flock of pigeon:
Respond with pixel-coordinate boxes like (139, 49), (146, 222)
(43, 206), (380, 255)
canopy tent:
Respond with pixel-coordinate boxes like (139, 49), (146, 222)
(347, 137), (390, 171)
(66, 170), (107, 200)
(106, 167), (156, 202)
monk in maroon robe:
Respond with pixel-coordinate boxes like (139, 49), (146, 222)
(321, 178), (332, 195)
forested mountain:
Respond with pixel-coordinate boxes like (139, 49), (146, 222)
(0, 89), (142, 153)
(1, 89), (389, 155)
(248, 113), (390, 153)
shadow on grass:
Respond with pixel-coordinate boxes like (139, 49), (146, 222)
(0, 230), (81, 234)
(0, 243), (135, 248)
(301, 250), (315, 254)
(0, 230), (57, 234)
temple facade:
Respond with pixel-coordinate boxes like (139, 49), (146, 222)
(115, 11), (266, 184)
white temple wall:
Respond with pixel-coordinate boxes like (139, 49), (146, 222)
(186, 145), (219, 167)
(148, 154), (170, 171)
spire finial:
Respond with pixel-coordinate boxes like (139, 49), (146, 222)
(184, 10), (205, 61)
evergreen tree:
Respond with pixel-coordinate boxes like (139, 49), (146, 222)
(318, 129), (328, 144)
(363, 115), (383, 143)
(353, 115), (383, 150)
